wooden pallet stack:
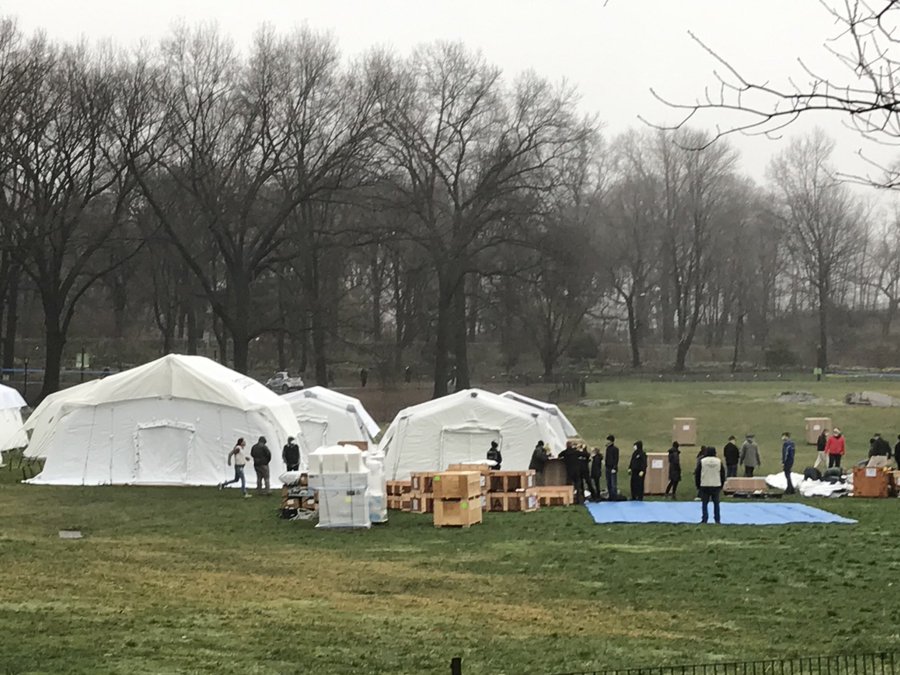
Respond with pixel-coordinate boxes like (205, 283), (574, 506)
(408, 471), (437, 513)
(386, 479), (412, 510)
(486, 470), (539, 513)
(433, 471), (483, 528)
(281, 473), (317, 514)
(531, 485), (575, 507)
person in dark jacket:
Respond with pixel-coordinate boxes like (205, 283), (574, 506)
(694, 446), (726, 524)
(628, 441), (648, 501)
(781, 432), (796, 495)
(528, 440), (549, 482)
(896, 434), (900, 469)
(814, 429), (828, 470)
(664, 441), (681, 499)
(723, 436), (740, 478)
(486, 441), (502, 470)
(559, 441), (584, 504)
(589, 447), (604, 500)
(282, 436), (301, 472)
(576, 444), (592, 499)
(250, 436), (272, 494)
(604, 435), (619, 499)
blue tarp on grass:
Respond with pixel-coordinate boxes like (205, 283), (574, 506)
(584, 500), (856, 525)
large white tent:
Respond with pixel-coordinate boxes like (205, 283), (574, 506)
(500, 390), (579, 439)
(24, 354), (302, 487)
(378, 388), (568, 479)
(282, 386), (379, 450)
(0, 383), (28, 452)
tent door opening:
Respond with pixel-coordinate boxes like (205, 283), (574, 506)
(439, 427), (500, 468)
(299, 418), (328, 453)
(134, 422), (196, 484)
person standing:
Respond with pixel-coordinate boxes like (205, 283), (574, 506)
(825, 428), (845, 468)
(529, 440), (549, 484)
(250, 436), (272, 495)
(282, 436), (301, 472)
(604, 435), (619, 499)
(694, 446), (726, 524)
(723, 436), (740, 478)
(576, 444), (592, 499)
(895, 434), (900, 469)
(664, 441), (681, 499)
(589, 447), (604, 500)
(486, 441), (503, 470)
(781, 432), (796, 495)
(359, 367), (368, 388)
(739, 434), (761, 477)
(628, 440), (647, 501)
(814, 429), (829, 470)
(220, 438), (251, 498)
(559, 441), (584, 504)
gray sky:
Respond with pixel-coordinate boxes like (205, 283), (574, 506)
(5, 0), (897, 207)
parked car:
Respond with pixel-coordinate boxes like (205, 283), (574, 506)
(265, 371), (305, 392)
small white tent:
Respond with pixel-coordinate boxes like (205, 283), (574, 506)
(0, 383), (28, 452)
(282, 386), (380, 450)
(378, 388), (568, 479)
(500, 391), (578, 438)
(25, 354), (302, 487)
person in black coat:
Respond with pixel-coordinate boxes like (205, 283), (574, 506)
(896, 434), (900, 469)
(250, 436), (272, 494)
(589, 447), (604, 501)
(628, 440), (648, 501)
(486, 441), (502, 470)
(282, 436), (301, 472)
(576, 444), (592, 499)
(664, 441), (681, 499)
(604, 435), (619, 499)
(559, 441), (585, 504)
(528, 440), (549, 483)
(723, 436), (740, 478)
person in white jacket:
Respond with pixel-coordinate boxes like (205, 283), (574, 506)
(694, 446), (726, 524)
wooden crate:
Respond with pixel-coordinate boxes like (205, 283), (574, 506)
(410, 495), (435, 514)
(400, 496), (412, 512)
(387, 496), (403, 510)
(853, 466), (892, 498)
(433, 471), (482, 500)
(672, 417), (697, 446)
(804, 417), (832, 445)
(386, 480), (412, 496)
(433, 498), (482, 528)
(338, 440), (369, 451)
(532, 485), (574, 507)
(645, 452), (669, 495)
(410, 472), (437, 493)
(723, 477), (768, 494)
(488, 470), (536, 493)
(486, 490), (540, 512)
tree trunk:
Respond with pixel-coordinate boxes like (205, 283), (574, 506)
(432, 279), (455, 399)
(731, 313), (744, 373)
(40, 320), (66, 400)
(817, 281), (828, 371)
(452, 283), (470, 390)
(624, 294), (641, 368)
(2, 266), (19, 372)
(186, 305), (199, 355)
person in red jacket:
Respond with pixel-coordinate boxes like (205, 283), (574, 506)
(825, 427), (845, 468)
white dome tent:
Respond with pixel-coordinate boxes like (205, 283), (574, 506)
(378, 388), (568, 480)
(500, 390), (579, 439)
(0, 383), (28, 452)
(24, 354), (302, 487)
(282, 386), (380, 451)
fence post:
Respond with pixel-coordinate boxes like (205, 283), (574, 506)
(451, 656), (462, 675)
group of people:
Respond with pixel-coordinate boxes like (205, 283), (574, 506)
(218, 436), (302, 497)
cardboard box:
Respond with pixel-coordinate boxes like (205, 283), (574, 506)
(337, 440), (369, 451)
(433, 471), (482, 500)
(723, 477), (768, 494)
(853, 466), (892, 498)
(804, 417), (832, 445)
(433, 498), (483, 527)
(644, 452), (669, 495)
(672, 418), (697, 446)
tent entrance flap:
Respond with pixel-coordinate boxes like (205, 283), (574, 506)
(299, 417), (329, 453)
(439, 426), (500, 468)
(134, 421), (196, 484)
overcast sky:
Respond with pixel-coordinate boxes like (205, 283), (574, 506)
(4, 0), (897, 209)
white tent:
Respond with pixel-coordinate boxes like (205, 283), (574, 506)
(282, 386), (379, 450)
(25, 354), (302, 487)
(378, 388), (568, 479)
(500, 390), (579, 438)
(0, 383), (28, 452)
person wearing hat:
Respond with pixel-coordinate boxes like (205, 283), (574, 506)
(781, 432), (796, 495)
(825, 428), (845, 468)
(282, 436), (301, 472)
(486, 440), (502, 470)
(529, 440), (550, 484)
(628, 440), (647, 501)
(723, 435), (740, 478)
(694, 446), (725, 524)
(604, 435), (620, 499)
(664, 441), (681, 499)
(739, 434), (761, 477)
(251, 436), (272, 494)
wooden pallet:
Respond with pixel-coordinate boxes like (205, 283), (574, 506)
(434, 498), (483, 527)
(487, 470), (536, 494)
(386, 480), (412, 496)
(486, 490), (539, 513)
(532, 486), (574, 507)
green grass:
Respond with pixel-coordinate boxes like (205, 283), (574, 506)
(1, 377), (900, 675)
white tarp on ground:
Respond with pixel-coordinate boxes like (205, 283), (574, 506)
(24, 354), (302, 487)
(0, 383), (27, 451)
(500, 390), (579, 438)
(378, 388), (568, 480)
(282, 386), (380, 450)
(764, 472), (853, 498)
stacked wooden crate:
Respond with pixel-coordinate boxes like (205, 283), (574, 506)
(386, 480), (412, 510)
(532, 485), (575, 507)
(408, 472), (437, 513)
(281, 473), (317, 513)
(486, 470), (539, 513)
(433, 471), (483, 528)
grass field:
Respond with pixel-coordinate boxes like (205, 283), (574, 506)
(1, 377), (899, 675)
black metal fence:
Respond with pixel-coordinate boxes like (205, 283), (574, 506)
(548, 653), (899, 675)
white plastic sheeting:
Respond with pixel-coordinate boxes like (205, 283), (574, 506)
(282, 386), (380, 448)
(764, 472), (852, 498)
(500, 390), (579, 438)
(310, 445), (372, 529)
(0, 383), (27, 451)
(25, 354), (302, 487)
(378, 388), (568, 480)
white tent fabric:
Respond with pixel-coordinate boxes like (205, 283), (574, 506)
(25, 354), (302, 487)
(500, 390), (579, 438)
(378, 388), (568, 480)
(282, 386), (380, 450)
(0, 383), (27, 451)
